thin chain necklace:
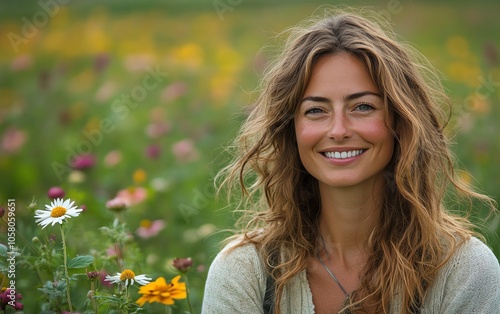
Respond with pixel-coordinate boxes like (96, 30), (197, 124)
(316, 234), (350, 298)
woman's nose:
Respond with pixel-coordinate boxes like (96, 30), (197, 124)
(327, 112), (352, 141)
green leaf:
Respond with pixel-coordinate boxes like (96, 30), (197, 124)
(0, 243), (7, 257)
(67, 255), (94, 269)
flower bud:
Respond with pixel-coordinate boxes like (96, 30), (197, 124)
(28, 198), (37, 211)
(87, 270), (100, 280)
(47, 186), (65, 199)
(172, 257), (193, 272)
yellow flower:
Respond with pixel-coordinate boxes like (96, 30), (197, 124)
(136, 275), (187, 307)
(133, 169), (147, 185)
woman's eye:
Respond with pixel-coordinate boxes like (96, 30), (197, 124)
(355, 103), (374, 112)
(304, 107), (324, 115)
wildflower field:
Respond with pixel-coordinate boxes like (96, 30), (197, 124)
(0, 0), (499, 312)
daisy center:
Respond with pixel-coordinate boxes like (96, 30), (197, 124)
(120, 269), (136, 281)
(140, 219), (152, 228)
(50, 206), (67, 217)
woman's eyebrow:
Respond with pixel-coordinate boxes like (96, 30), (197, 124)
(300, 91), (382, 104)
(300, 96), (331, 104)
(343, 91), (382, 102)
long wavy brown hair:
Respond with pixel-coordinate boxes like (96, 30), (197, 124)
(216, 7), (496, 313)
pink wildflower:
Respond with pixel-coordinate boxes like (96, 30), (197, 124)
(161, 81), (187, 102)
(136, 219), (165, 239)
(104, 150), (122, 167)
(71, 154), (96, 170)
(145, 144), (161, 160)
(1, 127), (27, 154)
(0, 288), (23, 311)
(10, 54), (32, 71)
(106, 197), (129, 213)
(172, 139), (199, 163)
(146, 121), (171, 138)
(115, 187), (148, 206)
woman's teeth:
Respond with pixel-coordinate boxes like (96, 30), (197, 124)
(324, 149), (365, 159)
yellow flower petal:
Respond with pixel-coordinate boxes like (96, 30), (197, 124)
(136, 276), (187, 307)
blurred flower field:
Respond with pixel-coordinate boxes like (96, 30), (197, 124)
(0, 0), (499, 312)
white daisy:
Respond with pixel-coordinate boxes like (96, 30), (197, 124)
(35, 198), (83, 229)
(105, 269), (151, 286)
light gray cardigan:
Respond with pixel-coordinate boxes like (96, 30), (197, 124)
(202, 237), (500, 313)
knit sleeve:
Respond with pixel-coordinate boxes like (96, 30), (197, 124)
(429, 237), (500, 314)
(201, 241), (267, 314)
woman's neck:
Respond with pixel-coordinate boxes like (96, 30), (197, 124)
(317, 179), (383, 267)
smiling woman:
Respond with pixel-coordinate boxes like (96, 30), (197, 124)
(295, 53), (394, 190)
(202, 7), (500, 314)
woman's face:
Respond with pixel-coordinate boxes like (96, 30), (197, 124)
(294, 53), (394, 190)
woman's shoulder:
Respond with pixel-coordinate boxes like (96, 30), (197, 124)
(429, 235), (500, 293)
(438, 236), (500, 282)
(420, 236), (500, 313)
(450, 236), (499, 270)
(208, 237), (266, 279)
(202, 238), (268, 313)
(214, 237), (261, 262)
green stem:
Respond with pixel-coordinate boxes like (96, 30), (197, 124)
(124, 285), (129, 314)
(60, 224), (73, 313)
(91, 280), (98, 313)
(183, 275), (193, 314)
(35, 267), (44, 285)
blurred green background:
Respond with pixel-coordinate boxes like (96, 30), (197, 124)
(0, 0), (499, 312)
